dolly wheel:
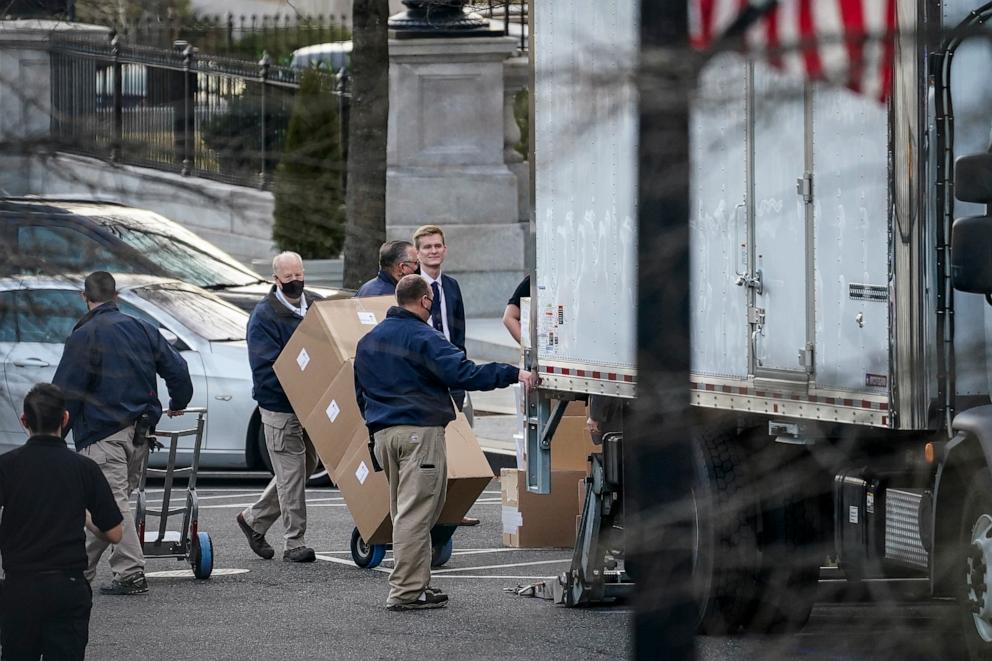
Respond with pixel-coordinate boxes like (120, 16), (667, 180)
(431, 537), (453, 568)
(350, 527), (386, 569)
(191, 532), (214, 580)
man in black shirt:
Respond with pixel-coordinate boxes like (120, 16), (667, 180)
(502, 275), (530, 344)
(0, 383), (123, 661)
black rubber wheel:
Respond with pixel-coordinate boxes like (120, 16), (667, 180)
(957, 470), (992, 660)
(692, 418), (760, 635)
(745, 493), (822, 633)
(307, 465), (334, 487)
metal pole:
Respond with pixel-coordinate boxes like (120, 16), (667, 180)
(630, 1), (697, 659)
(181, 44), (193, 176)
(111, 33), (123, 162)
(258, 52), (271, 190)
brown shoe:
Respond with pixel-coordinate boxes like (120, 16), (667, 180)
(459, 517), (480, 527)
(236, 513), (275, 560)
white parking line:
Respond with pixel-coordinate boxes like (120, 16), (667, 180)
(432, 559), (571, 574)
(315, 554), (390, 573)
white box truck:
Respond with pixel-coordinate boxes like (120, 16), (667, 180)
(526, 0), (992, 653)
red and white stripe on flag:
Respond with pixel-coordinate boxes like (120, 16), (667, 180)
(689, 0), (897, 103)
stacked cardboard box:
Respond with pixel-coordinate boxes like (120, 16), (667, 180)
(501, 468), (586, 548)
(274, 296), (494, 545)
(500, 400), (599, 548)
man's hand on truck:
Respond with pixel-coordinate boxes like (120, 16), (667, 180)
(166, 409), (184, 417)
(518, 370), (539, 391)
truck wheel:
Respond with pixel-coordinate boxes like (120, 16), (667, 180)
(692, 420), (759, 635)
(745, 493), (822, 633)
(958, 470), (992, 660)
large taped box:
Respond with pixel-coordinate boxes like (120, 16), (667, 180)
(552, 413), (600, 472)
(302, 361), (365, 479)
(501, 468), (585, 548)
(273, 296), (393, 419)
(336, 415), (495, 545)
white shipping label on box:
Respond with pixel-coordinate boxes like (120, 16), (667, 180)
(356, 461), (370, 485)
(325, 400), (340, 423)
(501, 506), (523, 534)
(296, 348), (311, 371)
(357, 312), (377, 325)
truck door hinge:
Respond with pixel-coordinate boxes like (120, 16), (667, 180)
(798, 343), (814, 374)
(796, 172), (813, 204)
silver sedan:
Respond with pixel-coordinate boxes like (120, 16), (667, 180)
(0, 274), (271, 470)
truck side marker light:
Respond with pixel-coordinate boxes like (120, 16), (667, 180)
(925, 442), (935, 465)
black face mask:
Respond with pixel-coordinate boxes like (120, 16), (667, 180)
(280, 279), (305, 298)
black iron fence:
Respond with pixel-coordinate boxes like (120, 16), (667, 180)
(49, 32), (349, 191)
(110, 14), (351, 63)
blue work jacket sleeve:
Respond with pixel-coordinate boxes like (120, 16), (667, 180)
(421, 332), (519, 392)
(150, 325), (193, 411)
(53, 330), (94, 429)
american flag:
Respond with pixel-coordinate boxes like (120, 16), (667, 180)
(689, 0), (898, 102)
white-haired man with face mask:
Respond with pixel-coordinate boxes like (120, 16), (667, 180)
(236, 251), (321, 563)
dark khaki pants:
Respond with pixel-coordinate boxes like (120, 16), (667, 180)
(80, 425), (146, 581)
(373, 425), (447, 606)
(242, 409), (318, 550)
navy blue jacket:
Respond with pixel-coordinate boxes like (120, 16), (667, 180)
(356, 270), (397, 298)
(247, 287), (320, 413)
(354, 307), (519, 431)
(53, 303), (193, 450)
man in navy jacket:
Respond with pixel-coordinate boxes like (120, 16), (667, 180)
(355, 240), (419, 297)
(237, 252), (321, 564)
(54, 271), (192, 595)
(354, 275), (538, 610)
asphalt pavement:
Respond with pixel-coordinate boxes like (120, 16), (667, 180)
(84, 478), (960, 661)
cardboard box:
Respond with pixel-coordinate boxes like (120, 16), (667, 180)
(335, 428), (393, 544)
(501, 468), (586, 548)
(335, 415), (495, 545)
(302, 361), (365, 479)
(552, 415), (600, 472)
(274, 296), (393, 418)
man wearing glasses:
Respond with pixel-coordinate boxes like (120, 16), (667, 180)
(356, 240), (420, 297)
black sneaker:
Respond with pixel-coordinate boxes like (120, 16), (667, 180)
(236, 513), (275, 560)
(99, 572), (148, 595)
(283, 546), (316, 563)
(386, 590), (449, 611)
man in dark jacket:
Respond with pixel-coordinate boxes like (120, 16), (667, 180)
(355, 240), (419, 297)
(0, 383), (124, 659)
(53, 271), (193, 596)
(237, 251), (321, 563)
(354, 275), (538, 610)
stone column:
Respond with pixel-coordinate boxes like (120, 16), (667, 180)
(0, 20), (109, 193)
(386, 35), (524, 317)
(503, 55), (529, 223)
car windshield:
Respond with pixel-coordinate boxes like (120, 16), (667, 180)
(132, 283), (247, 341)
(98, 214), (263, 289)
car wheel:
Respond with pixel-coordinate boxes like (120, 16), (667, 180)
(256, 424), (273, 474)
(308, 465), (334, 487)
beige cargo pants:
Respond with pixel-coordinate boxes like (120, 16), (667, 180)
(373, 425), (447, 607)
(80, 424), (148, 582)
(241, 409), (319, 550)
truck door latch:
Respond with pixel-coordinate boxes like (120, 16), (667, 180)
(735, 269), (763, 295)
(797, 172), (814, 203)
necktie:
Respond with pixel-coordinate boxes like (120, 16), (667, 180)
(430, 281), (444, 333)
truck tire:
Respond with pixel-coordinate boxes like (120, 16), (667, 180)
(958, 470), (992, 660)
(693, 419), (760, 635)
(745, 493), (822, 633)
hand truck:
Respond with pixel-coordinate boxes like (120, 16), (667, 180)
(134, 407), (214, 579)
